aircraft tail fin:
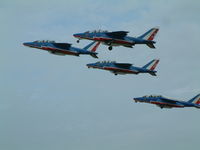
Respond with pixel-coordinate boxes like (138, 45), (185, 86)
(83, 41), (101, 52)
(188, 94), (200, 105)
(142, 59), (160, 71)
(138, 27), (159, 41)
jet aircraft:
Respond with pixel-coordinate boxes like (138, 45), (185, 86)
(73, 27), (159, 50)
(23, 40), (100, 58)
(87, 59), (159, 76)
(133, 94), (200, 109)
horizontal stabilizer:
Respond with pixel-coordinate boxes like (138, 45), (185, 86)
(149, 72), (157, 76)
(90, 53), (98, 59)
(146, 43), (156, 49)
(195, 105), (200, 109)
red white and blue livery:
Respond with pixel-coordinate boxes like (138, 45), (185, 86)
(73, 27), (159, 50)
(134, 94), (200, 109)
(23, 40), (100, 58)
(87, 59), (159, 76)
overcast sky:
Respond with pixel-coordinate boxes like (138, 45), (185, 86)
(1, 0), (200, 150)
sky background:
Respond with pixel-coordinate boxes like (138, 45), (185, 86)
(1, 0), (200, 150)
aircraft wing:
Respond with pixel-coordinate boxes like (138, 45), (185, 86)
(52, 43), (72, 49)
(105, 31), (129, 39)
(114, 63), (132, 69)
(160, 97), (179, 104)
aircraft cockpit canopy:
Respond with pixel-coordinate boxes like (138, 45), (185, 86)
(33, 40), (55, 43)
(96, 61), (116, 64)
(143, 95), (162, 98)
(84, 30), (108, 33)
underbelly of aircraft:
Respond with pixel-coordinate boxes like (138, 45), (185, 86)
(48, 51), (66, 56)
(102, 42), (133, 47)
(40, 47), (78, 56)
(151, 101), (184, 108)
(103, 67), (138, 75)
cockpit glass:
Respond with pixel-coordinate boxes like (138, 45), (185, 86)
(85, 30), (108, 33)
(33, 40), (55, 43)
(144, 95), (162, 98)
(96, 61), (116, 64)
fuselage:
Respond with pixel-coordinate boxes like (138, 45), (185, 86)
(74, 31), (155, 47)
(134, 95), (198, 109)
(23, 40), (96, 56)
(87, 61), (156, 75)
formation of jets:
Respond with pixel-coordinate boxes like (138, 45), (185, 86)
(23, 27), (199, 109)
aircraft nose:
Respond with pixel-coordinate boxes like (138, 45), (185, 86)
(23, 42), (28, 46)
(133, 97), (142, 102)
(86, 63), (94, 68)
(133, 97), (139, 101)
(73, 33), (82, 38)
(23, 42), (33, 47)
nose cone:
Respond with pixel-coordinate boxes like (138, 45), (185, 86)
(73, 33), (83, 38)
(23, 42), (34, 47)
(133, 97), (139, 101)
(133, 97), (143, 102)
(86, 63), (96, 68)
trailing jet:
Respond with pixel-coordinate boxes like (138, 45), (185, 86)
(87, 59), (159, 76)
(73, 27), (159, 50)
(133, 94), (200, 109)
(23, 40), (100, 58)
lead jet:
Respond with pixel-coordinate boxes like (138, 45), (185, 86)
(73, 27), (159, 50)
(87, 59), (159, 76)
(133, 94), (200, 109)
(23, 40), (100, 58)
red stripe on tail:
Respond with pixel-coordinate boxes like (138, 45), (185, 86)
(150, 60), (159, 70)
(91, 42), (101, 52)
(148, 29), (159, 41)
(196, 99), (200, 104)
